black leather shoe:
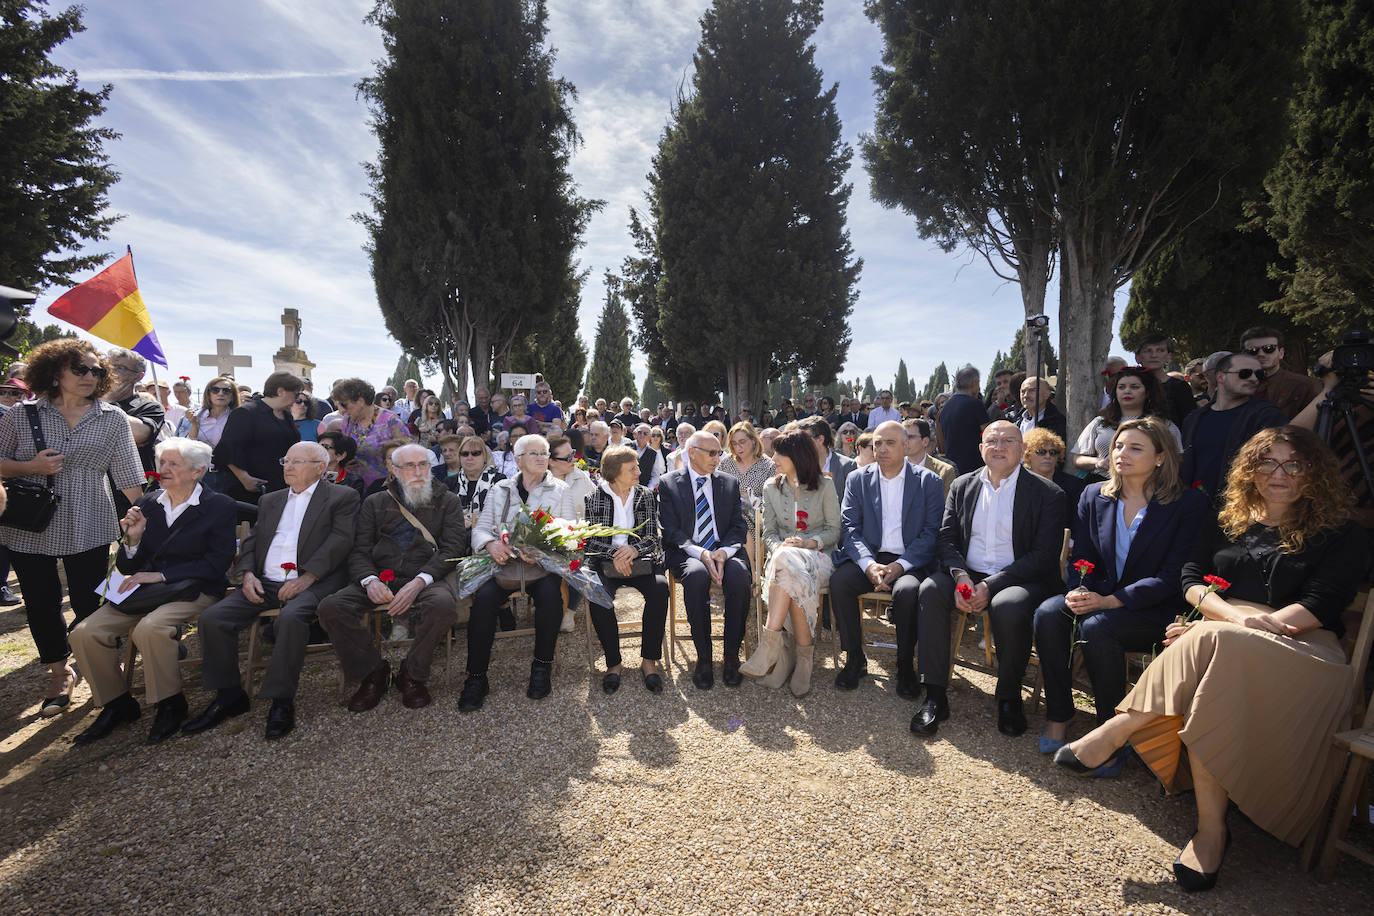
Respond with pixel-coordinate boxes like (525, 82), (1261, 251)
(895, 670), (922, 701)
(347, 661), (392, 712)
(146, 694), (188, 744)
(458, 674), (489, 712)
(833, 659), (868, 691)
(182, 690), (252, 735)
(73, 694), (140, 745)
(527, 661), (552, 700)
(643, 671), (664, 694)
(911, 694), (950, 736)
(1172, 829), (1230, 892)
(722, 660), (742, 687)
(264, 700), (295, 740)
(602, 671), (621, 694)
(692, 660), (714, 690)
(997, 699), (1027, 737)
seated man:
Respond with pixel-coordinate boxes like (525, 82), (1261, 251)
(915, 421), (1066, 738)
(658, 431), (751, 689)
(829, 421), (944, 694)
(317, 443), (470, 711)
(70, 438), (237, 745)
(903, 417), (956, 497)
(185, 442), (360, 739)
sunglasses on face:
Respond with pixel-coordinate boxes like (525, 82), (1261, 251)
(1245, 344), (1279, 356)
(459, 450), (483, 458)
(550, 453), (574, 463)
(378, 396), (393, 402)
(209, 386), (233, 395)
(69, 363), (109, 379)
(1225, 368), (1267, 380)
(0, 387), (21, 396)
(1032, 448), (1062, 457)
(294, 397), (309, 404)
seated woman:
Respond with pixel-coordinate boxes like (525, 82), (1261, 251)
(855, 431), (875, 467)
(69, 438), (236, 745)
(583, 445), (669, 695)
(717, 422), (775, 539)
(436, 434), (504, 525)
(1071, 366), (1181, 481)
(836, 421), (860, 458)
(318, 430), (364, 495)
(1033, 418), (1208, 750)
(1023, 426), (1087, 525)
(1055, 426), (1367, 892)
(738, 429), (840, 697)
(463, 434), (575, 711)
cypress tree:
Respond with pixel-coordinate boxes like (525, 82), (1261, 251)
(585, 279), (636, 406)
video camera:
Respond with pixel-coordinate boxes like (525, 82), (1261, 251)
(1331, 329), (1374, 375)
(0, 286), (33, 359)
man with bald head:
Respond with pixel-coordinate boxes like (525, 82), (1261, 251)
(657, 431), (751, 689)
(186, 441), (360, 739)
(914, 421), (1066, 738)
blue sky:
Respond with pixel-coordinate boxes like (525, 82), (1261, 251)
(43, 0), (1125, 399)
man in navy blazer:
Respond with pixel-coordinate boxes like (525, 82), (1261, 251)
(829, 421), (945, 693)
(915, 421), (1066, 738)
(658, 431), (751, 689)
(800, 415), (855, 503)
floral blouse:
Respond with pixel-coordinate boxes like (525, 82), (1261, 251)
(342, 408), (410, 488)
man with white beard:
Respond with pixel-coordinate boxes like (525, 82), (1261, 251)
(317, 443), (471, 712)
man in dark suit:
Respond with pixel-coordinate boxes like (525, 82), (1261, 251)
(657, 431), (751, 689)
(799, 415), (854, 503)
(915, 421), (1066, 738)
(936, 365), (989, 474)
(841, 396), (868, 430)
(633, 423), (665, 487)
(185, 442), (360, 739)
(318, 443), (471, 712)
(829, 421), (945, 693)
(1012, 376), (1067, 443)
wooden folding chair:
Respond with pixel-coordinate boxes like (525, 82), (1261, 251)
(582, 583), (668, 684)
(491, 580), (569, 673)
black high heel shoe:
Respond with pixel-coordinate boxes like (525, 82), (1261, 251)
(1172, 828), (1231, 892)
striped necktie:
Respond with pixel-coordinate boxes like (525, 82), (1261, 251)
(694, 475), (718, 550)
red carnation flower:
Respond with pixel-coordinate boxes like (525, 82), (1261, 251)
(1072, 560), (1095, 576)
(569, 559), (581, 572)
(577, 539), (587, 551)
(1202, 574), (1231, 591)
(956, 583), (973, 600)
(378, 569), (395, 583)
(796, 521), (808, 531)
(178, 376), (190, 382)
(796, 510), (808, 520)
(145, 471), (161, 482)
(281, 562), (296, 573)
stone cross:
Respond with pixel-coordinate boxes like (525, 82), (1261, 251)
(198, 339), (253, 378)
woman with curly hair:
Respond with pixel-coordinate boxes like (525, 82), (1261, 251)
(0, 340), (145, 715)
(331, 377), (410, 489)
(1055, 426), (1367, 892)
(1071, 366), (1181, 479)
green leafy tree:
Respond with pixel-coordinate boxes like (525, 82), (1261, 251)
(640, 372), (668, 411)
(633, 0), (860, 413)
(892, 359), (916, 403)
(861, 375), (877, 402)
(357, 0), (599, 401)
(504, 275), (588, 402)
(864, 0), (1302, 435)
(0, 0), (121, 294)
(585, 279), (636, 405)
(920, 362), (949, 402)
(0, 320), (75, 375)
(1262, 0), (1374, 336)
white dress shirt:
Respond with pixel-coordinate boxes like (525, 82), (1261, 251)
(684, 471), (738, 560)
(601, 479), (634, 547)
(639, 446), (665, 487)
(876, 466), (911, 570)
(866, 406), (902, 429)
(964, 467), (1020, 575)
(263, 481), (317, 582)
(124, 483), (203, 558)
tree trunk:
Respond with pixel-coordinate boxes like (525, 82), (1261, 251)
(470, 327), (491, 394)
(1019, 223), (1054, 376)
(726, 354), (769, 425)
(1058, 223), (1118, 441)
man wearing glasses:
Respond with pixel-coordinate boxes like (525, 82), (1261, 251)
(1180, 352), (1287, 503)
(865, 390), (901, 429)
(185, 442), (360, 739)
(657, 431), (751, 689)
(103, 348), (166, 482)
(1240, 325), (1321, 420)
(633, 423), (665, 487)
(528, 380), (564, 433)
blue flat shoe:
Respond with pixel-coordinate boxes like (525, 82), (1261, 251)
(1089, 746), (1133, 778)
(1038, 735), (1067, 755)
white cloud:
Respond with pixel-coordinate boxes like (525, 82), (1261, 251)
(79, 67), (369, 82)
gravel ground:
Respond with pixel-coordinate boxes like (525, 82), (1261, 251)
(2, 592), (1372, 915)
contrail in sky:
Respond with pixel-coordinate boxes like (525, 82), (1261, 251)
(80, 67), (368, 82)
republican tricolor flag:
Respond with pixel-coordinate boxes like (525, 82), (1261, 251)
(47, 251), (167, 367)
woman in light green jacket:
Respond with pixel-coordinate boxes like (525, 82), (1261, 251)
(738, 429), (840, 696)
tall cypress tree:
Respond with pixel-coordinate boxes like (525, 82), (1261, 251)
(631, 0), (859, 411)
(0, 0), (121, 294)
(893, 359), (915, 402)
(357, 0), (599, 400)
(585, 279), (636, 406)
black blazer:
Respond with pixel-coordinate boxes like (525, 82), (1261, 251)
(583, 484), (664, 571)
(238, 480), (360, 588)
(937, 466), (1066, 595)
(116, 487), (238, 596)
(1019, 400), (1067, 443)
(1067, 484), (1209, 615)
(657, 467), (748, 569)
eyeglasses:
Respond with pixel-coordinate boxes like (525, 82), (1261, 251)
(1245, 344), (1279, 356)
(459, 450), (483, 458)
(1224, 368), (1267, 381)
(1255, 458), (1309, 477)
(69, 363), (109, 379)
(278, 458), (326, 466)
(550, 453), (574, 463)
(209, 386), (233, 395)
(1032, 448), (1062, 457)
(691, 446), (722, 457)
(0, 388), (22, 396)
(522, 451), (549, 459)
(378, 396), (393, 402)
(391, 461), (430, 471)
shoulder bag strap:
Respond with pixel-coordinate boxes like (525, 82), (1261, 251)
(24, 403), (54, 488)
(387, 490), (438, 548)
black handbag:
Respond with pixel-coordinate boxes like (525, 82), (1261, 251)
(0, 404), (60, 532)
(111, 578), (204, 615)
(603, 558), (653, 579)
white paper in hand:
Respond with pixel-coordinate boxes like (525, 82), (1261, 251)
(95, 570), (140, 605)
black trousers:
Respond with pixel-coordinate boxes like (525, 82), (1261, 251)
(467, 574), (563, 674)
(10, 545), (110, 665)
(919, 569), (1050, 699)
(671, 554), (750, 664)
(588, 569), (669, 667)
(828, 552), (922, 666)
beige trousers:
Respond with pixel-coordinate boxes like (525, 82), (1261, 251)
(70, 594), (216, 705)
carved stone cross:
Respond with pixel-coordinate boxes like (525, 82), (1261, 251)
(198, 339), (253, 378)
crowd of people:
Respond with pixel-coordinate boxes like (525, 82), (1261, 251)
(0, 322), (1369, 893)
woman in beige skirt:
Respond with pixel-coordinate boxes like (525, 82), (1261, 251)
(739, 429), (840, 697)
(1054, 426), (1367, 892)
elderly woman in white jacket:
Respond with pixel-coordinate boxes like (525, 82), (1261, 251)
(460, 434), (575, 712)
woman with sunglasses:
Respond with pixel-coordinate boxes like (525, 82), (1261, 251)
(0, 340), (145, 715)
(1022, 427), (1085, 524)
(413, 395), (446, 448)
(187, 376), (240, 454)
(835, 421), (861, 458)
(1071, 366), (1181, 481)
(290, 391), (319, 442)
(331, 378), (410, 489)
(436, 434), (504, 526)
(1033, 418), (1207, 753)
(1056, 426), (1366, 892)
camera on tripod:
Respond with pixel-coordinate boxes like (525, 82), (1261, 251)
(1330, 329), (1374, 376)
